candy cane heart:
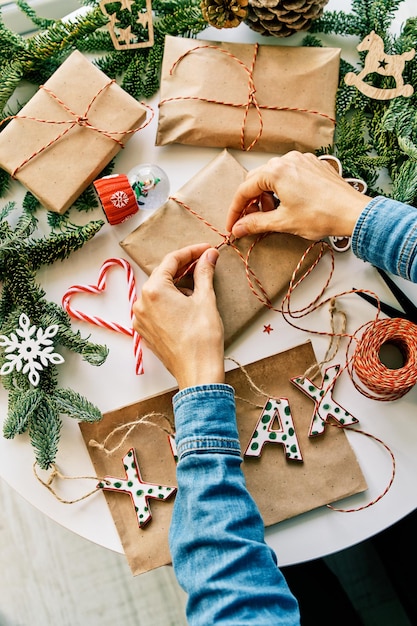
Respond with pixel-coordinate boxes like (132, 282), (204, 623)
(61, 257), (144, 375)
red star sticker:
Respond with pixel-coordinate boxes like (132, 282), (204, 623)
(263, 324), (273, 334)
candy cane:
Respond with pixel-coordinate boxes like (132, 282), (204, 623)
(62, 258), (144, 375)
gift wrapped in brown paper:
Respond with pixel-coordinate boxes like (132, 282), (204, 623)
(0, 50), (149, 214)
(156, 35), (340, 153)
(80, 341), (367, 575)
(121, 149), (322, 348)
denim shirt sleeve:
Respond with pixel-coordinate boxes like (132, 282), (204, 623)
(351, 196), (417, 282)
(169, 384), (300, 626)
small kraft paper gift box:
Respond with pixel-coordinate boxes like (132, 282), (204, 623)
(120, 149), (323, 348)
(0, 50), (149, 214)
(156, 35), (340, 153)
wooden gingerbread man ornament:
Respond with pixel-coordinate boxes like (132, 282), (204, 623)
(345, 31), (415, 100)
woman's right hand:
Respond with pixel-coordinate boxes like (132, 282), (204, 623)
(226, 151), (371, 241)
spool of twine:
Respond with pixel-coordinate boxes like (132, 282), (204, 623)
(351, 317), (417, 401)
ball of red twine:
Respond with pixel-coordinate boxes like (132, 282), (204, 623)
(352, 317), (417, 400)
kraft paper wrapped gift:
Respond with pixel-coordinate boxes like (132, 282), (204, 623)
(80, 341), (367, 575)
(0, 50), (148, 214)
(120, 149), (322, 348)
(156, 35), (340, 153)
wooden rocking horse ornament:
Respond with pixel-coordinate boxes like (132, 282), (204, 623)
(345, 30), (415, 100)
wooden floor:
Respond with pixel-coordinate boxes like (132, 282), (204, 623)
(0, 479), (188, 626)
(1, 477), (414, 626)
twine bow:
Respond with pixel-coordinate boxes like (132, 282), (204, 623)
(171, 196), (274, 303)
(161, 43), (336, 151)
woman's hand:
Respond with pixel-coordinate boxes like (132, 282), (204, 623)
(226, 151), (371, 241)
(133, 243), (225, 390)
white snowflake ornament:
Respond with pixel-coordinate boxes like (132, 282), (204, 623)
(0, 313), (64, 386)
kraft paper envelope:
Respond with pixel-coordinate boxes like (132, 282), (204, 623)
(156, 35), (340, 153)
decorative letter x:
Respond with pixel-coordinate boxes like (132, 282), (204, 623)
(291, 364), (359, 437)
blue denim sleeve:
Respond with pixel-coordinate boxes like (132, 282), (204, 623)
(169, 384), (300, 626)
(351, 196), (417, 282)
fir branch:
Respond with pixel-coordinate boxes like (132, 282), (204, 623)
(301, 34), (323, 47)
(25, 8), (107, 63)
(141, 40), (165, 97)
(310, 11), (361, 36)
(0, 16), (26, 58)
(391, 159), (417, 204)
(0, 255), (46, 319)
(13, 209), (38, 241)
(0, 6), (107, 112)
(75, 30), (115, 54)
(154, 0), (207, 36)
(72, 184), (100, 213)
(0, 61), (25, 113)
(0, 169), (11, 198)
(333, 111), (382, 185)
(351, 0), (403, 36)
(94, 49), (136, 78)
(24, 220), (105, 270)
(22, 192), (41, 214)
(29, 396), (62, 469)
(16, 0), (56, 30)
(2, 388), (42, 438)
(46, 211), (71, 230)
(0, 201), (16, 224)
(79, 342), (109, 366)
(398, 135), (417, 160)
(54, 388), (102, 422)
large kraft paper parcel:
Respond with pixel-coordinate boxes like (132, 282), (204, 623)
(80, 342), (367, 576)
(0, 50), (148, 214)
(156, 35), (340, 153)
(121, 149), (322, 348)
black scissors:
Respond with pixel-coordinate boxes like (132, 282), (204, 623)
(354, 267), (417, 324)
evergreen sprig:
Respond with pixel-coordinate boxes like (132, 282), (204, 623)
(0, 6), (108, 111)
(0, 201), (108, 468)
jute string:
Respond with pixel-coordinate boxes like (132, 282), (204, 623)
(33, 412), (175, 504)
(33, 461), (109, 505)
(88, 412), (175, 456)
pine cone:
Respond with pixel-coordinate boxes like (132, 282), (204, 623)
(245, 0), (329, 37)
(201, 0), (249, 29)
